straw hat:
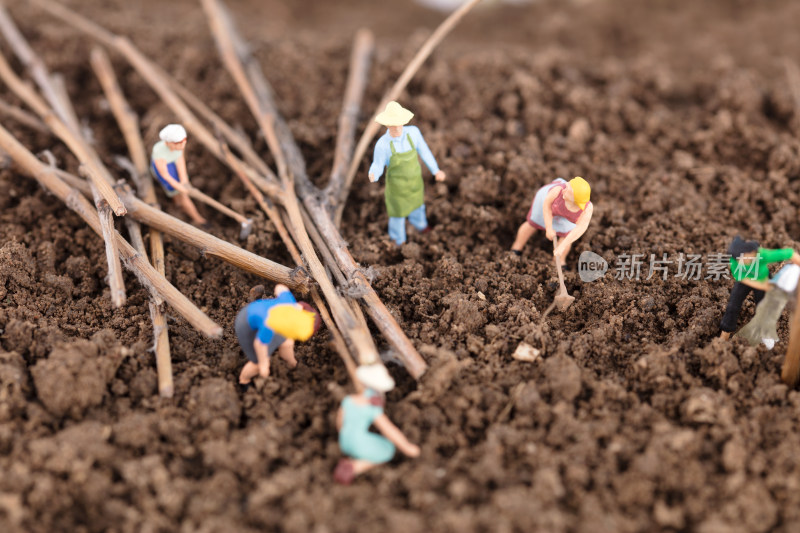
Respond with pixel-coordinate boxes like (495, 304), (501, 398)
(159, 124), (187, 143)
(356, 364), (395, 392)
(374, 101), (414, 127)
(569, 176), (591, 210)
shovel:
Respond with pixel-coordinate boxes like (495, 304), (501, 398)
(185, 186), (254, 240)
(553, 236), (574, 311)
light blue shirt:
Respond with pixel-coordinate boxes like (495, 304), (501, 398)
(369, 125), (440, 181)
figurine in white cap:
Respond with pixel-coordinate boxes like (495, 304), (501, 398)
(333, 363), (421, 484)
(150, 124), (206, 225)
(368, 101), (446, 246)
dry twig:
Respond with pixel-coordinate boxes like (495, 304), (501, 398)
(323, 28), (374, 225)
(0, 98), (48, 133)
(0, 5), (126, 215)
(90, 47), (175, 397)
(86, 172), (127, 306)
(116, 185), (309, 290)
(202, 0), (381, 369)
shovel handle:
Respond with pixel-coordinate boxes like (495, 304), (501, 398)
(553, 236), (567, 291)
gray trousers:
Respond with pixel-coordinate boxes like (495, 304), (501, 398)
(235, 308), (286, 363)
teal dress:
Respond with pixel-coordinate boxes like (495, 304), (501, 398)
(338, 396), (396, 463)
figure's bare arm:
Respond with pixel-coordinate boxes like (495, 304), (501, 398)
(153, 159), (185, 191)
(373, 414), (420, 457)
(542, 187), (561, 241)
(561, 203), (593, 248)
(176, 153), (190, 185)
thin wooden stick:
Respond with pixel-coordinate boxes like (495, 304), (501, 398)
(42, 61), (129, 309)
(170, 76), (274, 179)
(203, 0), (291, 183)
(0, 56), (125, 214)
(50, 73), (82, 136)
(0, 7), (126, 215)
(0, 122), (222, 338)
(185, 186), (253, 232)
(208, 0), (427, 376)
(0, 98), (48, 133)
(299, 204), (372, 334)
(115, 158), (174, 398)
(323, 29), (374, 225)
(116, 185), (309, 291)
(341, 0), (483, 211)
(0, 4), (70, 129)
(203, 0), (382, 368)
(90, 47), (149, 174)
(86, 172), (127, 307)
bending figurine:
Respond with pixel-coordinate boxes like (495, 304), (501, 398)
(333, 364), (420, 484)
(234, 283), (319, 391)
(719, 236), (800, 340)
(150, 124), (207, 225)
(511, 176), (593, 263)
(368, 101), (446, 246)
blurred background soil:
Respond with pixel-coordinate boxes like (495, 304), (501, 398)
(2, 0), (800, 531)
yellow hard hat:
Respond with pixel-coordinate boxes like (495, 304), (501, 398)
(266, 305), (316, 341)
(569, 176), (591, 210)
(375, 101), (414, 127)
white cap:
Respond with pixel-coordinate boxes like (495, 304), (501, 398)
(356, 364), (395, 392)
(159, 124), (187, 143)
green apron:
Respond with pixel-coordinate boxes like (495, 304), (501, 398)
(385, 134), (424, 218)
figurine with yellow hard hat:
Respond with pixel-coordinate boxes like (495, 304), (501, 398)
(511, 177), (593, 264)
(369, 101), (446, 246)
(234, 284), (320, 391)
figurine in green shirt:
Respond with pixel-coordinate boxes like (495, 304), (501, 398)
(719, 236), (800, 339)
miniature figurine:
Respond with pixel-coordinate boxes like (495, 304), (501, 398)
(150, 124), (207, 225)
(736, 264), (800, 349)
(234, 283), (320, 391)
(719, 236), (800, 340)
(333, 363), (421, 484)
(510, 176), (593, 263)
(368, 101), (446, 246)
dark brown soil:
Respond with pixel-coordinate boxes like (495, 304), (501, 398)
(3, 0), (800, 531)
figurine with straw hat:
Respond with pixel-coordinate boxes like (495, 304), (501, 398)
(511, 176), (594, 264)
(234, 284), (320, 391)
(333, 363), (421, 484)
(368, 101), (446, 246)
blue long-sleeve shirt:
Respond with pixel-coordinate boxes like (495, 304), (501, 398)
(369, 125), (440, 181)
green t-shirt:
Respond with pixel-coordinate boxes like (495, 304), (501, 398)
(151, 141), (182, 164)
(729, 247), (793, 282)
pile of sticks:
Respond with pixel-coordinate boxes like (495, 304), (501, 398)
(0, 0), (481, 396)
